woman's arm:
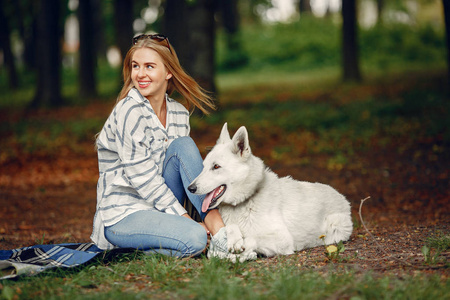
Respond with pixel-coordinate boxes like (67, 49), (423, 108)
(204, 209), (225, 236)
(182, 209), (225, 236)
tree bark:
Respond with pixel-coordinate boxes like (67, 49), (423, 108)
(78, 0), (98, 99)
(341, 0), (361, 82)
(163, 0), (216, 93)
(14, 0), (37, 69)
(163, 0), (189, 66)
(114, 0), (134, 87)
(92, 0), (107, 59)
(443, 0), (450, 88)
(31, 0), (62, 107)
(376, 0), (384, 25)
(218, 0), (238, 34)
(187, 0), (216, 93)
(0, 0), (19, 89)
(299, 0), (312, 15)
(217, 0), (247, 69)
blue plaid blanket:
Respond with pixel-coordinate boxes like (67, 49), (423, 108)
(0, 243), (104, 279)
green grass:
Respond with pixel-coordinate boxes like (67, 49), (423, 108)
(0, 59), (120, 109)
(216, 16), (445, 73)
(197, 73), (449, 167)
(426, 233), (450, 252)
(1, 254), (448, 299)
(422, 232), (450, 265)
(0, 117), (104, 160)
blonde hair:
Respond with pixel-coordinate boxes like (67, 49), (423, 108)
(118, 36), (215, 115)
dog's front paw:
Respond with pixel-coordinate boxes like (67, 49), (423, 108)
(241, 250), (257, 262)
(208, 226), (254, 261)
(226, 224), (245, 253)
(221, 251), (257, 263)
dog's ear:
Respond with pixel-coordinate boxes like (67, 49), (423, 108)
(217, 122), (231, 144)
(232, 126), (251, 159)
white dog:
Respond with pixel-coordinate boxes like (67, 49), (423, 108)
(188, 123), (353, 261)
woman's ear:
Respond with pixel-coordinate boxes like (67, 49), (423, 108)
(166, 72), (173, 80)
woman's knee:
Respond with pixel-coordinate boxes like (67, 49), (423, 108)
(184, 223), (208, 255)
(166, 136), (202, 165)
(169, 136), (196, 150)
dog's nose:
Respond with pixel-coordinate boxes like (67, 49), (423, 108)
(188, 184), (197, 193)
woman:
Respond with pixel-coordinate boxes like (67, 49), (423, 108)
(90, 34), (228, 258)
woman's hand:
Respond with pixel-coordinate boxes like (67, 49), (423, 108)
(182, 213), (210, 235)
(199, 222), (210, 235)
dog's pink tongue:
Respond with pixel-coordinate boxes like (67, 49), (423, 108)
(202, 191), (214, 213)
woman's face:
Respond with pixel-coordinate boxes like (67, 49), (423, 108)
(131, 48), (172, 101)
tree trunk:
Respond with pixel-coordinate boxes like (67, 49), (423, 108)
(219, 0), (238, 34)
(187, 0), (216, 93)
(218, 0), (247, 69)
(376, 0), (384, 25)
(92, 0), (107, 59)
(341, 0), (361, 82)
(31, 0), (62, 107)
(163, 0), (189, 66)
(0, 0), (19, 89)
(114, 0), (134, 86)
(163, 0), (216, 93)
(78, 0), (98, 99)
(14, 0), (38, 69)
(299, 0), (312, 15)
(443, 0), (450, 88)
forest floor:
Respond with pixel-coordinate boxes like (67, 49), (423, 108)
(0, 72), (448, 279)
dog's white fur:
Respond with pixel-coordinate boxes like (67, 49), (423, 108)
(189, 123), (353, 259)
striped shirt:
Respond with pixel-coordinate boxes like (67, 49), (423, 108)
(91, 88), (190, 249)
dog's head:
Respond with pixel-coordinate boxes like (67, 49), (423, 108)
(188, 123), (254, 212)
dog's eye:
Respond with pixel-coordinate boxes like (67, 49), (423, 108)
(213, 164), (221, 170)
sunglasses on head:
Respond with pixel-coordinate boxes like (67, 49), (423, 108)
(132, 34), (172, 53)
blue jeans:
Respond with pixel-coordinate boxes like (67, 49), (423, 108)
(105, 137), (207, 257)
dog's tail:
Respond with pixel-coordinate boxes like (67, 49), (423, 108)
(323, 213), (353, 244)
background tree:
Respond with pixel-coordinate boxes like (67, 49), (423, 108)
(0, 0), (18, 89)
(443, 0), (450, 88)
(114, 0), (134, 83)
(78, 0), (98, 99)
(376, 0), (384, 25)
(341, 0), (361, 82)
(14, 0), (37, 69)
(31, 0), (63, 107)
(92, 0), (108, 60)
(217, 0), (248, 70)
(163, 0), (188, 63)
(298, 0), (312, 15)
(163, 0), (216, 94)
